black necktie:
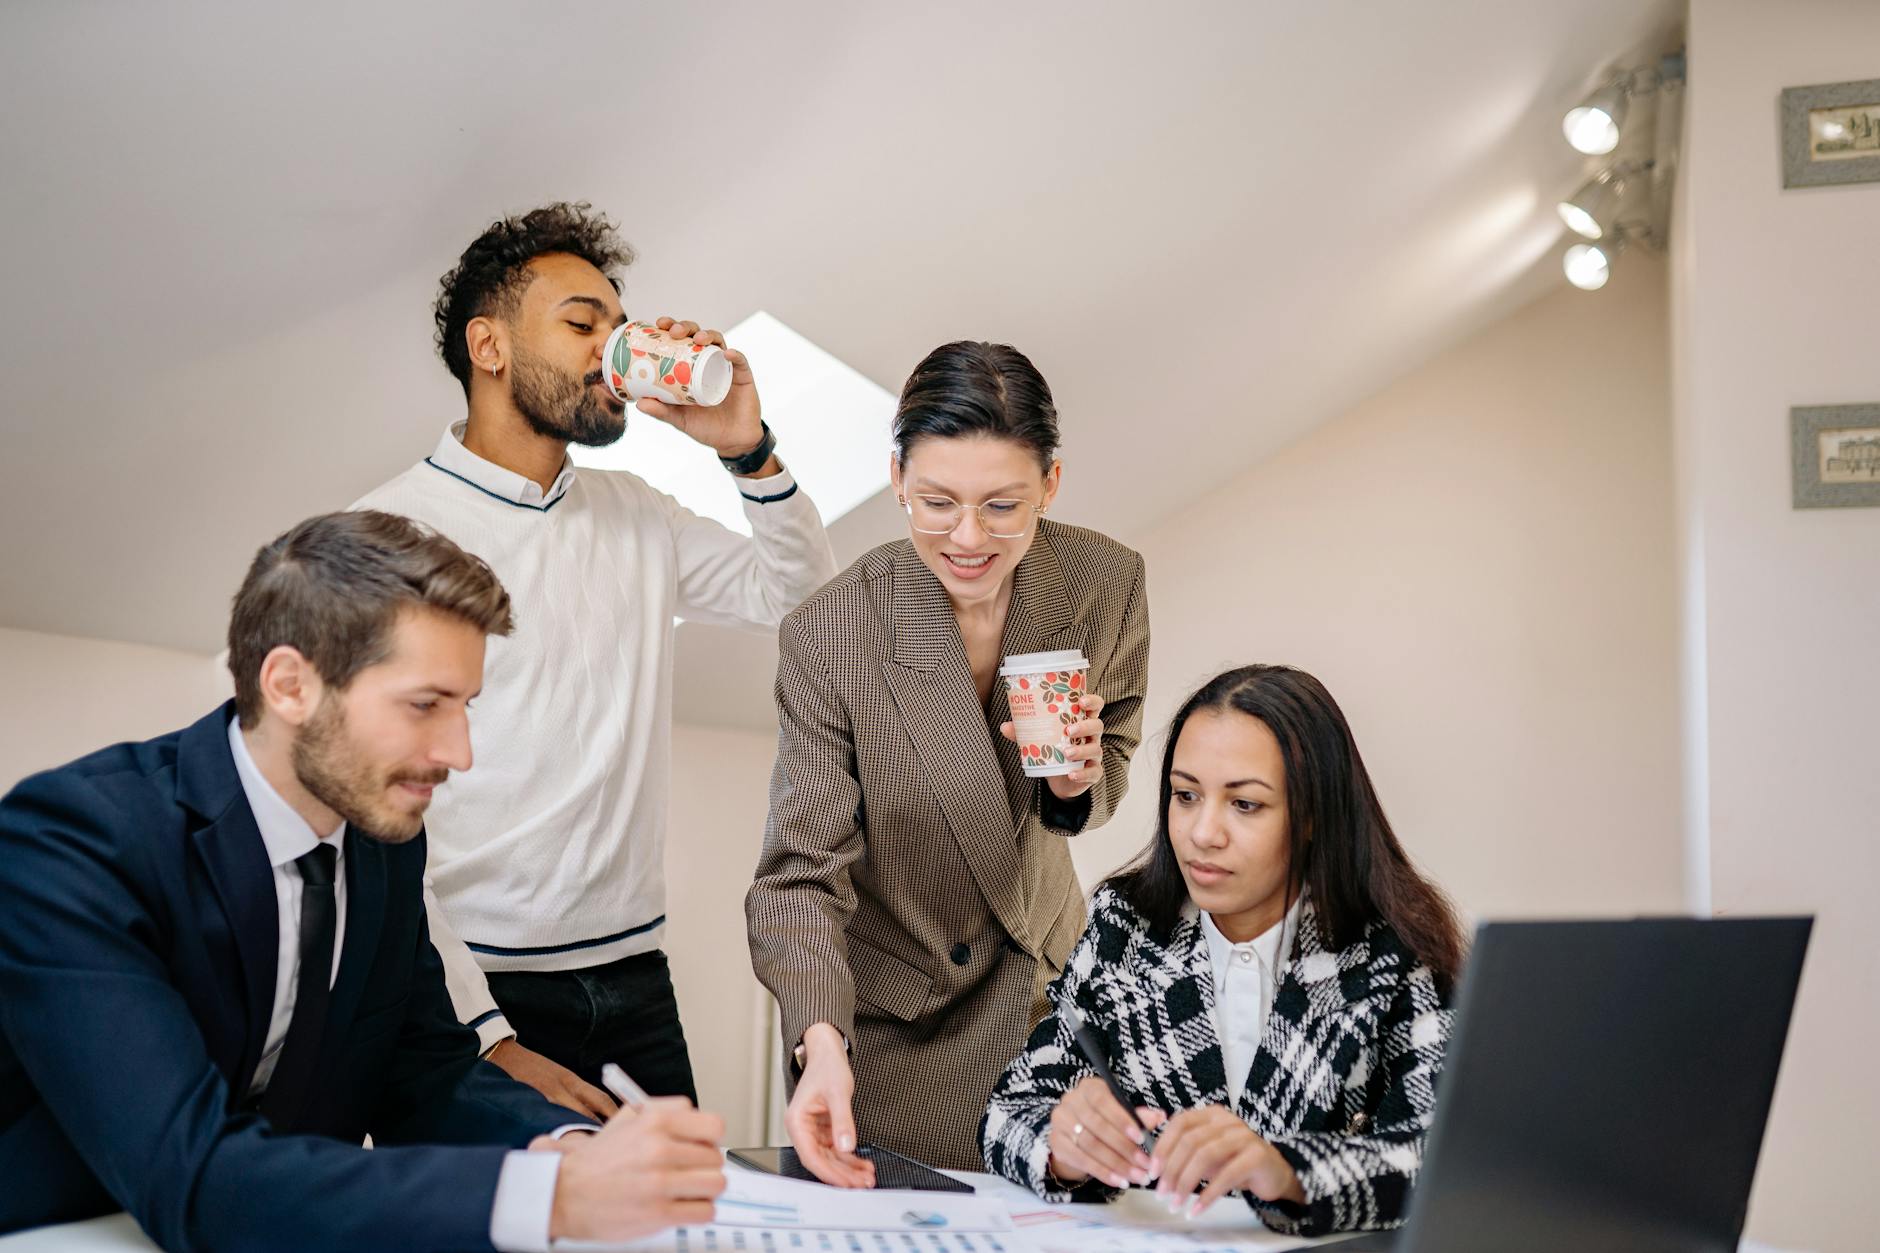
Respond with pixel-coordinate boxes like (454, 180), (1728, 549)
(260, 842), (338, 1129)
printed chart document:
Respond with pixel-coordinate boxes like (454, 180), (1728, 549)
(1003, 1187), (1326, 1253)
(556, 1163), (1016, 1253)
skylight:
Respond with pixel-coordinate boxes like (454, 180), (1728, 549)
(568, 310), (894, 537)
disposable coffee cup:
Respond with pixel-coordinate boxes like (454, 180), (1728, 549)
(999, 649), (1092, 778)
(603, 321), (734, 407)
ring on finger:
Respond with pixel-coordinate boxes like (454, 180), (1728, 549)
(1072, 1123), (1084, 1140)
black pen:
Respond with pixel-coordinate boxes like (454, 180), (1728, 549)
(1062, 1004), (1156, 1148)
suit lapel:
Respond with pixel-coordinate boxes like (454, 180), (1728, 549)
(1101, 911), (1229, 1110)
(323, 827), (387, 1055)
(881, 543), (1031, 944)
(1173, 913), (1231, 1105)
(177, 704), (279, 1097)
(1245, 893), (1390, 1125)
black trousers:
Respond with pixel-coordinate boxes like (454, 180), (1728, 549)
(485, 948), (698, 1103)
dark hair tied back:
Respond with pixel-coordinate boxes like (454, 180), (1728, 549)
(892, 341), (1060, 473)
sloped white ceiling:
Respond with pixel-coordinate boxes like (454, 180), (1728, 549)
(0, 0), (1679, 673)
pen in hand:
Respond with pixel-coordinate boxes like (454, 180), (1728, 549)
(1062, 1004), (1155, 1147)
(601, 1062), (650, 1111)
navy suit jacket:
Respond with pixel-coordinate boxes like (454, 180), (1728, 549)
(0, 703), (581, 1251)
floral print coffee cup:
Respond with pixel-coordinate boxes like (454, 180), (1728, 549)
(999, 649), (1091, 778)
(603, 321), (734, 407)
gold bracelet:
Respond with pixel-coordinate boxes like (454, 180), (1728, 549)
(1044, 1153), (1080, 1190)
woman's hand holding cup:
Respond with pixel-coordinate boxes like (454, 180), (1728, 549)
(1001, 691), (1105, 801)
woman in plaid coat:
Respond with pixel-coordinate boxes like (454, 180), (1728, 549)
(981, 665), (1464, 1238)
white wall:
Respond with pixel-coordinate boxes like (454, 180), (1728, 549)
(1676, 5), (1880, 1249)
(1073, 258), (1687, 931)
(663, 722), (781, 1144)
(0, 626), (231, 793)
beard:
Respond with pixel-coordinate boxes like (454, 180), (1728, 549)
(510, 340), (627, 448)
(292, 696), (446, 844)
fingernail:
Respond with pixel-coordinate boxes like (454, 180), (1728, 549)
(1165, 1195), (1183, 1215)
(1129, 1169), (1147, 1185)
(1110, 1174), (1127, 1188)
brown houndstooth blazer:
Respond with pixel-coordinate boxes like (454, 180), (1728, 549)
(745, 518), (1150, 1170)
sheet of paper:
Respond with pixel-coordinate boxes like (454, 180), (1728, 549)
(709, 1167), (1012, 1232)
(1004, 1187), (1321, 1253)
(562, 1227), (1032, 1253)
(557, 1169), (1016, 1252)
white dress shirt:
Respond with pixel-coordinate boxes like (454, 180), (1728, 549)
(353, 421), (836, 1051)
(226, 718), (565, 1253)
(228, 718), (349, 1096)
(1201, 895), (1305, 1106)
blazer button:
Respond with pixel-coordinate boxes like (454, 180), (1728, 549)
(950, 942), (971, 966)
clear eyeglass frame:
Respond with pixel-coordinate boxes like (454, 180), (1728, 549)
(900, 495), (1045, 539)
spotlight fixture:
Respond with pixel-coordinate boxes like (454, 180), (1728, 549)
(1554, 51), (1684, 293)
(1563, 76), (1630, 155)
(1563, 237), (1623, 290)
(1555, 168), (1627, 240)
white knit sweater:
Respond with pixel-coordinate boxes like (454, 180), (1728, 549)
(353, 422), (835, 1048)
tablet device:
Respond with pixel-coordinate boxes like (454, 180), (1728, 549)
(727, 1145), (976, 1193)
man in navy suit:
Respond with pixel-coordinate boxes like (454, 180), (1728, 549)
(0, 511), (726, 1251)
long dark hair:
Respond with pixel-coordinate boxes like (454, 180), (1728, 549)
(1105, 665), (1466, 990)
(892, 341), (1059, 473)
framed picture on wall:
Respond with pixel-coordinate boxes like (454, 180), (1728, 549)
(1781, 78), (1880, 188)
(1791, 404), (1880, 508)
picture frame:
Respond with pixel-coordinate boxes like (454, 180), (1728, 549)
(1781, 78), (1880, 188)
(1791, 404), (1880, 509)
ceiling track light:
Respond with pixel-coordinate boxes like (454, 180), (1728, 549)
(1557, 50), (1685, 292)
(1562, 54), (1687, 157)
(1564, 74), (1630, 155)
(1563, 231), (1630, 291)
(1556, 158), (1651, 240)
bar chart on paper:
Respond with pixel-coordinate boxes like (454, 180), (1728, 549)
(558, 1164), (1020, 1253)
(662, 1230), (1024, 1253)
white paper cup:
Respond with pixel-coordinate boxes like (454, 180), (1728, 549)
(603, 322), (734, 407)
(999, 649), (1092, 778)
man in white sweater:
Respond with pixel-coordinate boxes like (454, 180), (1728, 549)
(355, 203), (836, 1117)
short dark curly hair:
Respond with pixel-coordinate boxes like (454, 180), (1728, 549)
(433, 202), (636, 394)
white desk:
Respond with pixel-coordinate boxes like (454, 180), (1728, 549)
(0, 1171), (1342, 1253)
(0, 1175), (1811, 1253)
(0, 1213), (147, 1251)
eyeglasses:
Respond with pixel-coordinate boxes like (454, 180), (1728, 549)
(900, 495), (1045, 539)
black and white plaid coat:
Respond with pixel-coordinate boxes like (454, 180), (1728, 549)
(980, 884), (1452, 1237)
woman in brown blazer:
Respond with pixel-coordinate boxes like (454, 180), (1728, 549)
(745, 341), (1150, 1180)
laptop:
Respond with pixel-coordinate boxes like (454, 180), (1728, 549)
(1318, 916), (1811, 1253)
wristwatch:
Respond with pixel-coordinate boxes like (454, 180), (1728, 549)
(792, 1030), (850, 1074)
(719, 420), (777, 477)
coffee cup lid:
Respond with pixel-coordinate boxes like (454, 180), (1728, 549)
(999, 649), (1089, 677)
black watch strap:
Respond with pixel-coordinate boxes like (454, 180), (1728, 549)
(719, 420), (777, 477)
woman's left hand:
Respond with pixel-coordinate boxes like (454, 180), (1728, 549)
(1001, 693), (1106, 801)
(1150, 1105), (1305, 1217)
